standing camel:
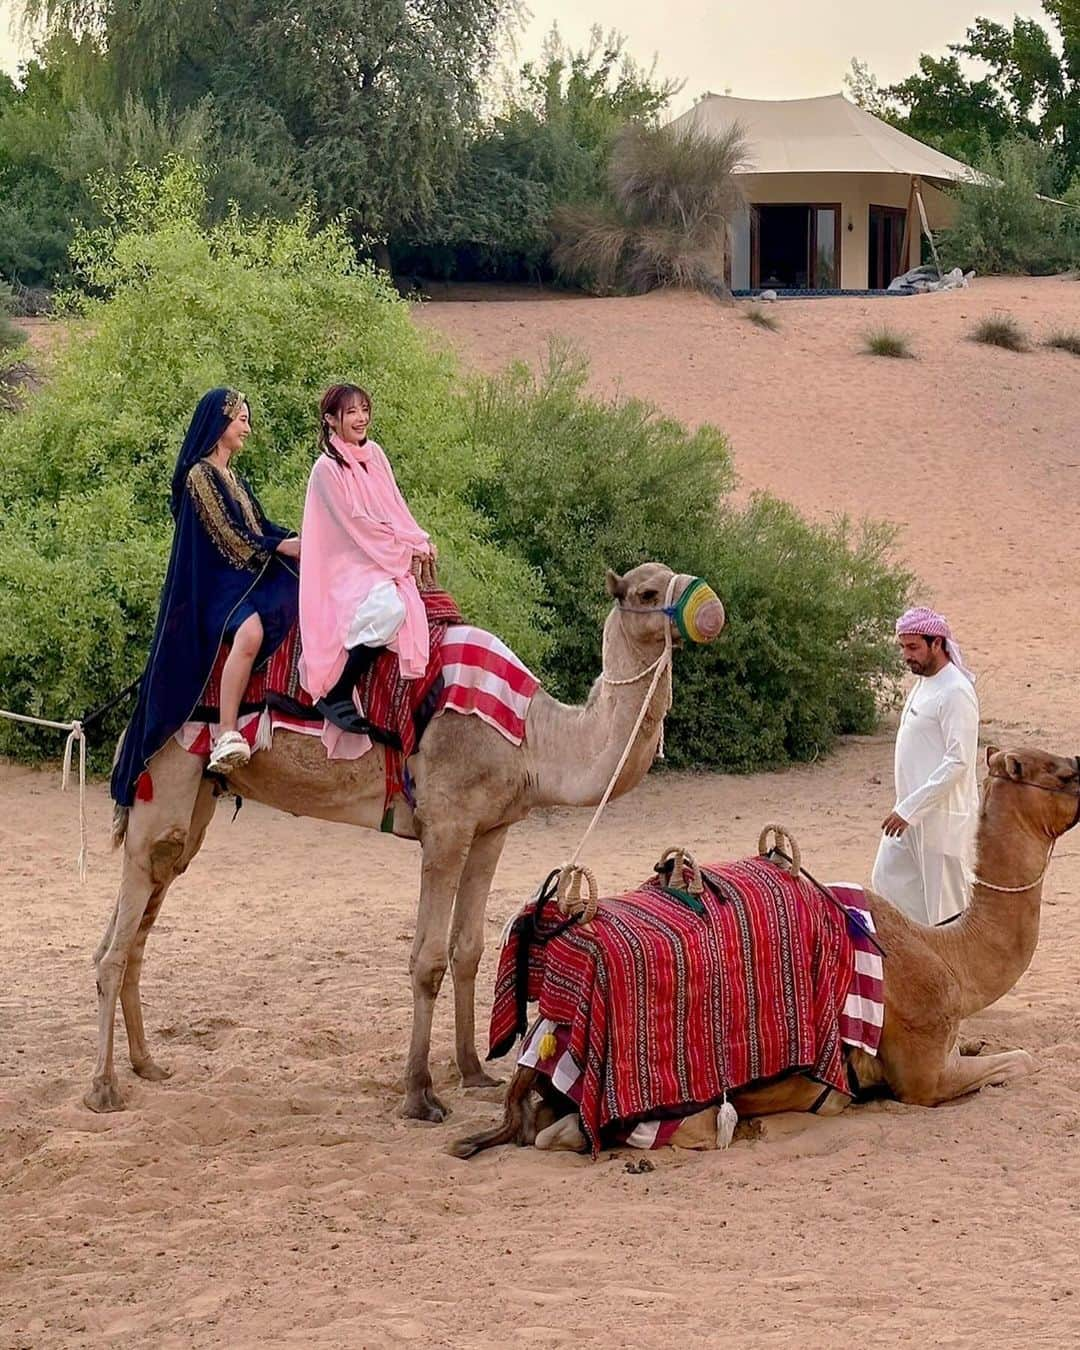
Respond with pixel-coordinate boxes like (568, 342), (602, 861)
(87, 562), (725, 1120)
(453, 744), (1079, 1156)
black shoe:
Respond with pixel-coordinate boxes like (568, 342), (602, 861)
(315, 696), (372, 736)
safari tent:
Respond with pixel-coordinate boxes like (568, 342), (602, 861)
(667, 93), (978, 291)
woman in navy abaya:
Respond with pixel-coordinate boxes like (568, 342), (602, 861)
(112, 388), (300, 805)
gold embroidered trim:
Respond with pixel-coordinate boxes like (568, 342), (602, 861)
(186, 461), (266, 571)
(218, 463), (262, 533)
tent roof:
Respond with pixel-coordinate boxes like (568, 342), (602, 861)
(669, 93), (977, 183)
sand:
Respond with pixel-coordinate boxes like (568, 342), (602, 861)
(4, 276), (1080, 1346)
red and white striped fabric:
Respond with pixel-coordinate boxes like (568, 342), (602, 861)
(177, 623), (538, 757)
(829, 884), (885, 1056)
(438, 625), (537, 745)
(511, 884), (885, 1152)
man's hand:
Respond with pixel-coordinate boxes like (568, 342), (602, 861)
(881, 811), (910, 838)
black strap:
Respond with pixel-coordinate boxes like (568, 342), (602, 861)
(766, 849), (887, 959)
(511, 870), (573, 1042)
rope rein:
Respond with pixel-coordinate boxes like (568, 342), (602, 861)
(567, 574), (677, 871)
(0, 709), (87, 881)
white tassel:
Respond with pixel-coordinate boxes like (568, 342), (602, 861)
(717, 1094), (738, 1150)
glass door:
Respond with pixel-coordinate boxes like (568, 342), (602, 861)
(810, 207), (839, 288)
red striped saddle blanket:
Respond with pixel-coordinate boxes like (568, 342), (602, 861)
(488, 858), (884, 1155)
(179, 590), (539, 811)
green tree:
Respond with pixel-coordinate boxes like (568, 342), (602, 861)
(851, 3), (1080, 182)
(397, 26), (679, 281)
(19, 0), (514, 258)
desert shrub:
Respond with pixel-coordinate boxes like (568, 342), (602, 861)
(862, 327), (914, 358)
(1045, 330), (1080, 355)
(969, 312), (1029, 351)
(552, 121), (746, 294)
(465, 349), (911, 770)
(0, 162), (547, 764)
(744, 305), (779, 331)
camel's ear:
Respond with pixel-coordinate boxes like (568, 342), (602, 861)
(605, 569), (628, 601)
(985, 744), (1000, 769)
(1004, 752), (1024, 781)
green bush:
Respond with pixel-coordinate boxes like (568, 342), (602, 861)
(940, 136), (1080, 276)
(465, 350), (911, 770)
(0, 162), (547, 764)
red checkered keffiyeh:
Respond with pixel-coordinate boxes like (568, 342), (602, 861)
(489, 858), (884, 1155)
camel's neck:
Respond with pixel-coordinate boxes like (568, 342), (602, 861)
(525, 611), (672, 809)
(922, 793), (1049, 1019)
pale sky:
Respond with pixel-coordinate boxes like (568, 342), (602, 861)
(1, 0), (1055, 109)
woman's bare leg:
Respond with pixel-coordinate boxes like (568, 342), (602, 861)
(218, 613), (263, 733)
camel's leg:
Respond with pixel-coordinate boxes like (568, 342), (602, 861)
(85, 745), (204, 1113)
(120, 776), (217, 1080)
(534, 1113), (588, 1152)
(898, 1045), (1036, 1107)
(449, 825), (509, 1089)
(403, 823), (474, 1122)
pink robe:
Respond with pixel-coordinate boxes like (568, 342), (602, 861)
(299, 436), (431, 707)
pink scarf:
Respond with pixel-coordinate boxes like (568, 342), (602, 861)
(299, 435), (431, 702)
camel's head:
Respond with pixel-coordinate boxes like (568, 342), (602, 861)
(983, 746), (1080, 839)
(605, 562), (725, 650)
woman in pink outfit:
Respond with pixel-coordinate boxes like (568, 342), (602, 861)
(299, 383), (434, 734)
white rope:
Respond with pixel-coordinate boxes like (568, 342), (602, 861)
(0, 709), (88, 882)
(972, 858), (1051, 893)
(568, 575), (677, 868)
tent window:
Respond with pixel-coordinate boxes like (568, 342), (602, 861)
(751, 204), (842, 289)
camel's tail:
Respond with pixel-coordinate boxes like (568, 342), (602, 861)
(449, 1066), (538, 1159)
(110, 730), (128, 849)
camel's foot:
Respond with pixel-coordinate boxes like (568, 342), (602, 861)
(958, 1036), (988, 1057)
(402, 1086), (450, 1123)
(84, 1078), (126, 1113)
(132, 1058), (172, 1083)
(461, 1067), (503, 1090)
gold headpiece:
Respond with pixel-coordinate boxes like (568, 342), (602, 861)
(223, 388), (246, 420)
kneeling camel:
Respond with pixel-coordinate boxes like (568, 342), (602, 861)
(454, 744), (1079, 1155)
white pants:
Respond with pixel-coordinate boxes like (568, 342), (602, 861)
(871, 831), (968, 927)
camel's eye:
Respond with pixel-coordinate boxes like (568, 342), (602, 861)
(638, 589), (659, 605)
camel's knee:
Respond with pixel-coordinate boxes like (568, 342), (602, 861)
(94, 952), (127, 997)
(449, 934), (484, 978)
(410, 944), (449, 998)
(148, 828), (187, 885)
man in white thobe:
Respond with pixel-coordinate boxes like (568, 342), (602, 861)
(871, 606), (980, 926)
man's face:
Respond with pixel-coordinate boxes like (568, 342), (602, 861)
(899, 634), (939, 675)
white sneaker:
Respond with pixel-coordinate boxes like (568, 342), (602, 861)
(208, 730), (251, 773)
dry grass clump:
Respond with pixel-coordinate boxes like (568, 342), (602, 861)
(969, 312), (1029, 352)
(1044, 330), (1080, 356)
(744, 305), (779, 331)
(553, 122), (748, 295)
(862, 327), (914, 359)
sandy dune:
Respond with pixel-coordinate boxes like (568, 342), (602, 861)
(4, 276), (1080, 1346)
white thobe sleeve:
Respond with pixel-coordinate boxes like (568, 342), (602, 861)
(895, 687), (979, 824)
